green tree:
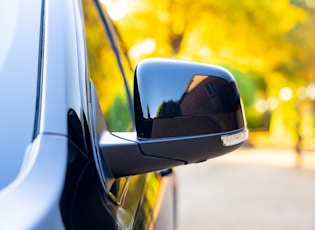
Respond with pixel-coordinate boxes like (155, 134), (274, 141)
(105, 0), (315, 140)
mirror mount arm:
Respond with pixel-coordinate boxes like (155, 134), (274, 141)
(99, 131), (185, 178)
(99, 128), (248, 178)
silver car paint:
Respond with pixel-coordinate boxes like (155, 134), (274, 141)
(0, 0), (84, 228)
(0, 0), (41, 189)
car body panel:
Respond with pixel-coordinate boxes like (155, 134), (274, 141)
(0, 0), (42, 189)
(39, 0), (81, 135)
(0, 134), (67, 229)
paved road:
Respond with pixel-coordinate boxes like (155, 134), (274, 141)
(176, 147), (315, 230)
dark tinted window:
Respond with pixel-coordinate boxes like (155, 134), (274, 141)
(82, 0), (135, 205)
(82, 0), (133, 131)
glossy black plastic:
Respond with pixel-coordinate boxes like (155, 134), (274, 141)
(134, 58), (246, 138)
(100, 58), (247, 178)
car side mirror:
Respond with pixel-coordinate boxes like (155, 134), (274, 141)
(97, 58), (248, 178)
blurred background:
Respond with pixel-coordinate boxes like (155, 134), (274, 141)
(100, 0), (315, 150)
(99, 0), (315, 228)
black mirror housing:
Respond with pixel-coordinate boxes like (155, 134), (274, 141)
(134, 58), (246, 138)
(98, 58), (248, 178)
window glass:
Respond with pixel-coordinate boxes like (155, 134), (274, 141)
(82, 1), (154, 218)
(82, 0), (133, 132)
